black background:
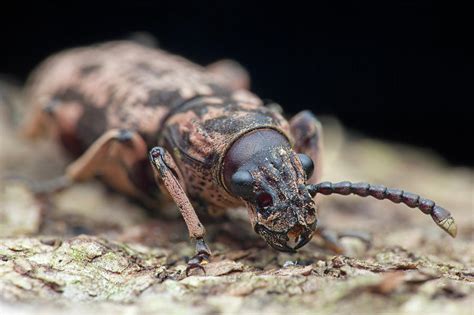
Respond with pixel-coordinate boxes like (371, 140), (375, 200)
(1, 1), (472, 165)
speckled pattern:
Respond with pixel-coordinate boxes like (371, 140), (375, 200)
(23, 41), (290, 211)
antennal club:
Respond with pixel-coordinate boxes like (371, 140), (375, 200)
(307, 181), (457, 237)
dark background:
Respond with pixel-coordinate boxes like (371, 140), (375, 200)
(1, 1), (472, 165)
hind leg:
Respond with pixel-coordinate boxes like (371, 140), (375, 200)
(11, 99), (68, 191)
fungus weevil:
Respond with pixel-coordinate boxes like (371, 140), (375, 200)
(21, 41), (457, 273)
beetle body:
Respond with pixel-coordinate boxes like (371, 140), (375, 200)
(25, 42), (287, 203)
(22, 41), (456, 269)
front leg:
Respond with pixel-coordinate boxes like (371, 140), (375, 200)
(290, 111), (373, 253)
(148, 147), (211, 274)
(289, 110), (323, 184)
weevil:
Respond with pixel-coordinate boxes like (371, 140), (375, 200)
(20, 41), (457, 272)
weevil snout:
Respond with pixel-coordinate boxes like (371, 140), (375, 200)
(222, 128), (319, 252)
(251, 187), (318, 252)
(254, 221), (316, 252)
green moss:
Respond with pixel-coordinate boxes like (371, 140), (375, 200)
(70, 247), (88, 263)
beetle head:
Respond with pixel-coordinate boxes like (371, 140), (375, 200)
(223, 129), (318, 252)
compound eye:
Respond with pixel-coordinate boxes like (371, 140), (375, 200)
(297, 153), (314, 179)
(256, 192), (273, 208)
(230, 170), (254, 199)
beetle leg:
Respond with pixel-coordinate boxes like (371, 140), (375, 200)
(22, 129), (148, 200)
(148, 146), (211, 274)
(315, 225), (372, 254)
(65, 129), (144, 181)
(289, 110), (323, 184)
(21, 98), (57, 139)
(290, 112), (374, 253)
(186, 238), (212, 276)
(206, 59), (250, 91)
(6, 175), (73, 195)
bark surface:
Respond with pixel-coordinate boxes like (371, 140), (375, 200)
(0, 85), (472, 314)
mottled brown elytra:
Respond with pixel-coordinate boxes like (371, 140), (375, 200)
(21, 40), (456, 274)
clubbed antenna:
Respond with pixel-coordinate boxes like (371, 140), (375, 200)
(307, 181), (457, 237)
